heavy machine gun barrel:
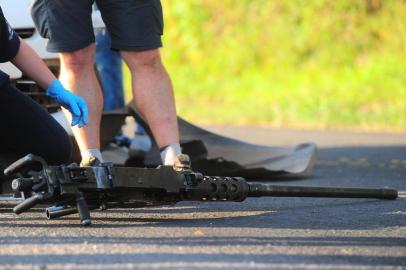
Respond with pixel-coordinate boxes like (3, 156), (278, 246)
(247, 183), (397, 200)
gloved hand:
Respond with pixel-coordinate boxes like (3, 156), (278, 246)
(46, 80), (88, 128)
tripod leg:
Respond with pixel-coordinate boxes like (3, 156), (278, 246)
(76, 192), (91, 226)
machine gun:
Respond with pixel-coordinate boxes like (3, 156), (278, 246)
(4, 154), (398, 226)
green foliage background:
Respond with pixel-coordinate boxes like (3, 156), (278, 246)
(124, 0), (406, 131)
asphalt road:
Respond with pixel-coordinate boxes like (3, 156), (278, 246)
(0, 126), (405, 270)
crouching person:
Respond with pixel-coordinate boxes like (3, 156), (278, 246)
(0, 6), (88, 169)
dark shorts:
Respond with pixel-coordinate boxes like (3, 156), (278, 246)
(30, 0), (164, 52)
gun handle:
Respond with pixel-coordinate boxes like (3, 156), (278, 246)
(4, 154), (47, 176)
(76, 192), (91, 226)
(13, 193), (46, 214)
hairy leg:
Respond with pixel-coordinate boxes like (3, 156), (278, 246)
(121, 49), (179, 149)
(59, 44), (103, 152)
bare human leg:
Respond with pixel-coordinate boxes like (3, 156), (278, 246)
(121, 49), (181, 164)
(59, 44), (104, 163)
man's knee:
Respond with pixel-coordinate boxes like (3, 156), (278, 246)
(60, 44), (96, 74)
(121, 49), (163, 72)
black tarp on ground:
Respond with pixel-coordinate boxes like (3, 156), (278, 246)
(127, 107), (317, 179)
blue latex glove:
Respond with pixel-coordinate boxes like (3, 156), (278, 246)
(46, 80), (88, 127)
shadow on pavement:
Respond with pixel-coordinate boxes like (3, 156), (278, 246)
(0, 196), (404, 230)
(0, 253), (404, 267)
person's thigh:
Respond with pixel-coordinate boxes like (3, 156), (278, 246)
(96, 0), (164, 51)
(0, 84), (72, 165)
(30, 0), (94, 52)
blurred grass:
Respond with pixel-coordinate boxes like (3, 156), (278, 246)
(124, 0), (406, 131)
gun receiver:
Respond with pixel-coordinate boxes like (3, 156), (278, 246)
(5, 154), (398, 226)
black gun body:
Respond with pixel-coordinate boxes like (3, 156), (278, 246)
(51, 166), (251, 210)
(5, 154), (398, 225)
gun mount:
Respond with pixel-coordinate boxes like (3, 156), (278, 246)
(4, 154), (398, 226)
